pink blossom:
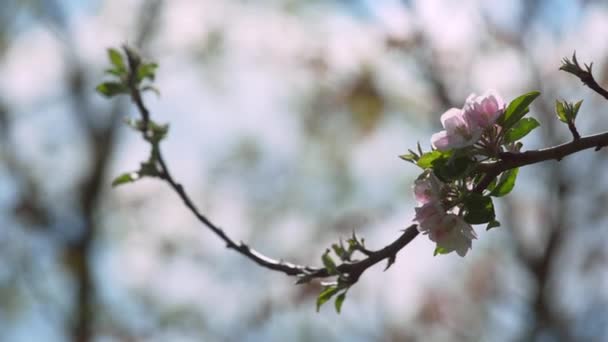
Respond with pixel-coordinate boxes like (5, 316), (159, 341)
(430, 90), (506, 151)
(413, 172), (443, 205)
(429, 214), (477, 257)
(463, 90), (505, 129)
(414, 202), (445, 231)
(431, 108), (480, 151)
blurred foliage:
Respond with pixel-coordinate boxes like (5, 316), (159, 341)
(1, 0), (608, 341)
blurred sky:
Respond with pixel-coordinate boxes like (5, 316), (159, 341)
(1, 0), (608, 341)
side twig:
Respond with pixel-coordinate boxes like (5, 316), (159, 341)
(566, 121), (581, 141)
(123, 47), (419, 283)
(560, 52), (608, 101)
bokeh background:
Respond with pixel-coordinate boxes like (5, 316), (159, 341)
(1, 0), (608, 341)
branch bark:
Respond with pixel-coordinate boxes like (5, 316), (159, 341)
(123, 52), (420, 283)
(478, 130), (608, 175)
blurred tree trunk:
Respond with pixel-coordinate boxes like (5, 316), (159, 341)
(51, 1), (163, 340)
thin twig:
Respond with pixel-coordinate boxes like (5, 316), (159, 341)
(125, 73), (419, 282)
(561, 52), (608, 101)
(566, 121), (581, 140)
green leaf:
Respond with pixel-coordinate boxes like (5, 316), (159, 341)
(105, 68), (125, 77)
(123, 118), (169, 143)
(500, 91), (541, 130)
(416, 151), (447, 169)
(504, 118), (540, 143)
(137, 62), (159, 83)
(486, 220), (501, 231)
(124, 118), (145, 131)
(556, 100), (568, 123)
(463, 194), (495, 224)
(322, 250), (338, 275)
(96, 82), (128, 97)
(433, 155), (474, 182)
(108, 48), (126, 71)
(111, 172), (140, 187)
(484, 176), (498, 193)
(556, 99), (583, 123)
(399, 151), (418, 163)
(147, 121), (170, 144)
(433, 246), (449, 256)
(331, 243), (344, 257)
(573, 100), (583, 120)
(416, 150), (473, 181)
(334, 292), (347, 314)
(331, 243), (346, 260)
(316, 286), (339, 312)
(490, 168), (519, 197)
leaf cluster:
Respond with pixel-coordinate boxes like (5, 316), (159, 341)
(96, 47), (159, 98)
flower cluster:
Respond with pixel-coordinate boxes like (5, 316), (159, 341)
(411, 90), (509, 257)
(431, 90), (505, 151)
(413, 172), (477, 257)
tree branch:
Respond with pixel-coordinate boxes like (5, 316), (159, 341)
(123, 61), (420, 283)
(121, 48), (608, 289)
(477, 130), (608, 176)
